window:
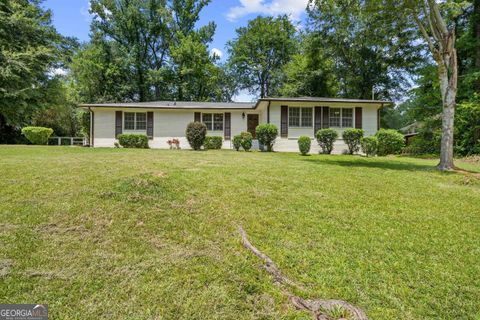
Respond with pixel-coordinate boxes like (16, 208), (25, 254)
(203, 114), (212, 130)
(329, 108), (354, 128)
(330, 108), (341, 127)
(301, 108), (313, 127)
(342, 108), (353, 128)
(213, 114), (223, 131)
(124, 112), (147, 131)
(124, 112), (135, 130)
(289, 107), (312, 127)
(136, 113), (147, 130)
(202, 113), (223, 131)
(289, 108), (300, 127)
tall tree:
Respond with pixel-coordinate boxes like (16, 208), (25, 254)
(279, 34), (338, 97)
(407, 0), (462, 170)
(84, 0), (221, 102)
(0, 0), (67, 141)
(227, 15), (297, 98)
(307, 0), (423, 100)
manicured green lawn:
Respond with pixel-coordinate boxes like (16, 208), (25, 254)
(1, 146), (479, 319)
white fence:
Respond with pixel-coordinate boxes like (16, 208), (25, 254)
(48, 137), (88, 146)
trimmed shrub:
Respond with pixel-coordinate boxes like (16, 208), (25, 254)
(256, 123), (278, 152)
(316, 128), (338, 154)
(203, 136), (223, 150)
(342, 128), (364, 154)
(375, 129), (405, 156)
(233, 135), (242, 151)
(186, 122), (207, 150)
(298, 136), (311, 155)
(21, 126), (53, 145)
(360, 136), (378, 157)
(240, 131), (253, 151)
(118, 134), (149, 148)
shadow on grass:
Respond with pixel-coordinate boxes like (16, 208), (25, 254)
(301, 156), (436, 172)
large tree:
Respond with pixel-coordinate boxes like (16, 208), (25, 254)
(227, 15), (297, 98)
(307, 0), (423, 101)
(0, 0), (68, 141)
(79, 0), (229, 103)
(279, 34), (338, 98)
(407, 0), (463, 170)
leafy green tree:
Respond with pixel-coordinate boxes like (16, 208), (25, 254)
(227, 15), (297, 98)
(279, 35), (338, 97)
(0, 0), (69, 140)
(307, 0), (423, 100)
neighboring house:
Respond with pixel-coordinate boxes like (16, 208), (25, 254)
(80, 97), (391, 153)
(400, 122), (422, 145)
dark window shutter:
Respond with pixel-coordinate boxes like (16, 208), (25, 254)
(224, 112), (231, 140)
(314, 107), (322, 135)
(355, 107), (363, 129)
(322, 107), (330, 128)
(115, 111), (122, 137)
(281, 105), (288, 138)
(377, 108), (381, 130)
(194, 112), (201, 122)
(147, 112), (154, 139)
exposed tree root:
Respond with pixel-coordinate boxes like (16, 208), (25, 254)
(238, 226), (368, 320)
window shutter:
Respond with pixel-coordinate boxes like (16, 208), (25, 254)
(355, 107), (363, 129)
(115, 111), (122, 137)
(147, 112), (154, 139)
(377, 108), (381, 130)
(224, 112), (231, 140)
(314, 107), (322, 135)
(194, 112), (201, 122)
(281, 105), (288, 138)
(322, 107), (330, 128)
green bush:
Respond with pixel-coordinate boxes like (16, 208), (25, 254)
(360, 136), (378, 157)
(240, 131), (253, 151)
(21, 126), (54, 145)
(342, 128), (364, 154)
(316, 128), (338, 154)
(186, 122), (207, 150)
(256, 123), (278, 152)
(403, 131), (442, 156)
(297, 136), (311, 155)
(203, 136), (223, 150)
(375, 129), (405, 156)
(118, 134), (149, 148)
(233, 135), (242, 151)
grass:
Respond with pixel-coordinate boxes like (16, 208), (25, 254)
(0, 146), (479, 319)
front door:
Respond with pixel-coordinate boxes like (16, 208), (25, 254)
(247, 114), (259, 138)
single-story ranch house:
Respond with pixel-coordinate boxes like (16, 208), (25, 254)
(81, 97), (391, 153)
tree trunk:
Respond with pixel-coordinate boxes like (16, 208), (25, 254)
(436, 35), (457, 171)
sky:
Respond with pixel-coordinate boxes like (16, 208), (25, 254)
(42, 0), (309, 101)
(42, 0), (309, 58)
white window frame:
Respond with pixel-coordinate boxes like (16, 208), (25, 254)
(341, 108), (353, 128)
(124, 112), (147, 131)
(202, 113), (224, 131)
(289, 107), (313, 128)
(329, 108), (354, 128)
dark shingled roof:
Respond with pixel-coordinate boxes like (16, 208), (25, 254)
(80, 97), (392, 110)
(80, 101), (256, 109)
(258, 97), (393, 104)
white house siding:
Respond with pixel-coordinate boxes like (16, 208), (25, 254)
(90, 100), (381, 153)
(266, 101), (380, 154)
(92, 108), (256, 149)
(93, 109), (116, 147)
